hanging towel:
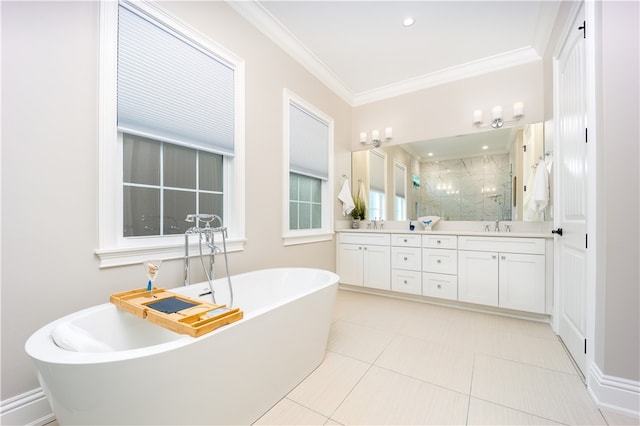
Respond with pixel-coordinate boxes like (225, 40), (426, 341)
(531, 160), (549, 212)
(338, 179), (355, 216)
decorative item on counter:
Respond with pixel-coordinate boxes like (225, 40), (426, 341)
(417, 216), (440, 231)
(350, 182), (367, 228)
(409, 221), (415, 231)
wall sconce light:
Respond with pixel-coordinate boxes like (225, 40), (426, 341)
(473, 102), (524, 129)
(360, 127), (392, 148)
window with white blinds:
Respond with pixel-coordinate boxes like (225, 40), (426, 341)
(284, 90), (333, 244)
(117, 2), (235, 156)
(394, 162), (407, 220)
(289, 103), (329, 180)
(369, 150), (386, 220)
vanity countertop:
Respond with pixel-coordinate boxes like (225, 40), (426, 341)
(335, 226), (553, 239)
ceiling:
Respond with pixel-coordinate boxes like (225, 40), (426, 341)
(229, 0), (562, 106)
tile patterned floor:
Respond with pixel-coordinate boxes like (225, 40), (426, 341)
(44, 289), (639, 425)
(254, 289), (638, 426)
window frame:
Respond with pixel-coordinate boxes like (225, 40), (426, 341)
(96, 0), (246, 267)
(394, 161), (407, 220)
(369, 149), (387, 220)
(282, 89), (334, 246)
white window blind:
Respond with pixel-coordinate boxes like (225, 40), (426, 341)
(370, 150), (385, 192)
(289, 103), (329, 180)
(118, 3), (235, 156)
(395, 163), (406, 198)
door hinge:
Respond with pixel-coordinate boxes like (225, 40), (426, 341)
(585, 127), (588, 143)
(586, 234), (588, 249)
(579, 20), (586, 38)
(524, 184), (527, 192)
(584, 339), (587, 354)
(523, 144), (527, 152)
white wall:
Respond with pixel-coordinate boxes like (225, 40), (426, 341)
(1, 0), (351, 401)
(596, 0), (640, 382)
(352, 61), (544, 150)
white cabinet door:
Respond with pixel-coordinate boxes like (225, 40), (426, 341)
(458, 250), (498, 306)
(338, 244), (364, 286)
(364, 245), (391, 290)
(499, 253), (545, 313)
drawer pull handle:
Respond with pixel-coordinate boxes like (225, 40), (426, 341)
(404, 239), (408, 243)
(436, 259), (442, 263)
(437, 240), (441, 244)
(404, 257), (408, 261)
(501, 255), (506, 260)
(403, 280), (408, 284)
(492, 255), (496, 259)
(437, 284), (442, 289)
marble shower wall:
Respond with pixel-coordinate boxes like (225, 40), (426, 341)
(418, 154), (512, 221)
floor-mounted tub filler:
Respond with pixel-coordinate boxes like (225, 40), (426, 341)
(25, 267), (339, 425)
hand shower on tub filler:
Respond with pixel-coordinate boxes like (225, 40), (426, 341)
(183, 213), (234, 307)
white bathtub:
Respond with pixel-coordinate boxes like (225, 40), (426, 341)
(25, 267), (339, 425)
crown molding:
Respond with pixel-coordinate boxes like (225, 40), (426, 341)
(228, 1), (542, 107)
(226, 0), (354, 104)
(352, 47), (541, 106)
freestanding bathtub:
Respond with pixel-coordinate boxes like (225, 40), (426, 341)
(25, 267), (339, 425)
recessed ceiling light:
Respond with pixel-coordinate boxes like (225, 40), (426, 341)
(427, 152), (433, 156)
(482, 145), (489, 150)
(403, 17), (415, 27)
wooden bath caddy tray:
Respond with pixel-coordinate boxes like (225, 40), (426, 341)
(110, 288), (243, 337)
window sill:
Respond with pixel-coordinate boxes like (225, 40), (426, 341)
(282, 231), (335, 246)
(95, 238), (246, 268)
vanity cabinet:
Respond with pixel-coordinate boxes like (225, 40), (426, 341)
(390, 234), (422, 295)
(458, 236), (545, 313)
(338, 233), (391, 290)
(422, 235), (457, 300)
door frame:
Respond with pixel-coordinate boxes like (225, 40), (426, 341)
(551, 0), (598, 383)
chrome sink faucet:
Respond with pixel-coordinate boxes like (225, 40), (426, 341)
(494, 219), (501, 232)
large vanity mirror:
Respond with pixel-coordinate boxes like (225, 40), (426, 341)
(351, 122), (550, 222)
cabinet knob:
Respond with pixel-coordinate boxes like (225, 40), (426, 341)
(492, 255), (497, 259)
(501, 255), (506, 260)
(403, 239), (408, 243)
(437, 284), (442, 289)
(404, 257), (408, 261)
(437, 240), (441, 244)
(436, 259), (442, 263)
(403, 280), (408, 284)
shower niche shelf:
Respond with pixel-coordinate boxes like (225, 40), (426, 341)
(110, 288), (243, 337)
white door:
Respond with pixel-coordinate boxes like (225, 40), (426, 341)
(554, 2), (588, 375)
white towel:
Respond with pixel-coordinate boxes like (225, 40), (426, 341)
(338, 179), (355, 216)
(530, 161), (549, 212)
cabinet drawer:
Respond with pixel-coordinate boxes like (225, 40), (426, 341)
(392, 270), (422, 295)
(422, 235), (457, 249)
(423, 248), (457, 274)
(422, 272), (457, 301)
(458, 236), (544, 255)
(340, 232), (390, 246)
(391, 247), (422, 271)
(391, 233), (422, 247)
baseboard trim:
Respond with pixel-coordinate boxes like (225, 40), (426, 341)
(588, 362), (640, 417)
(0, 388), (54, 426)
